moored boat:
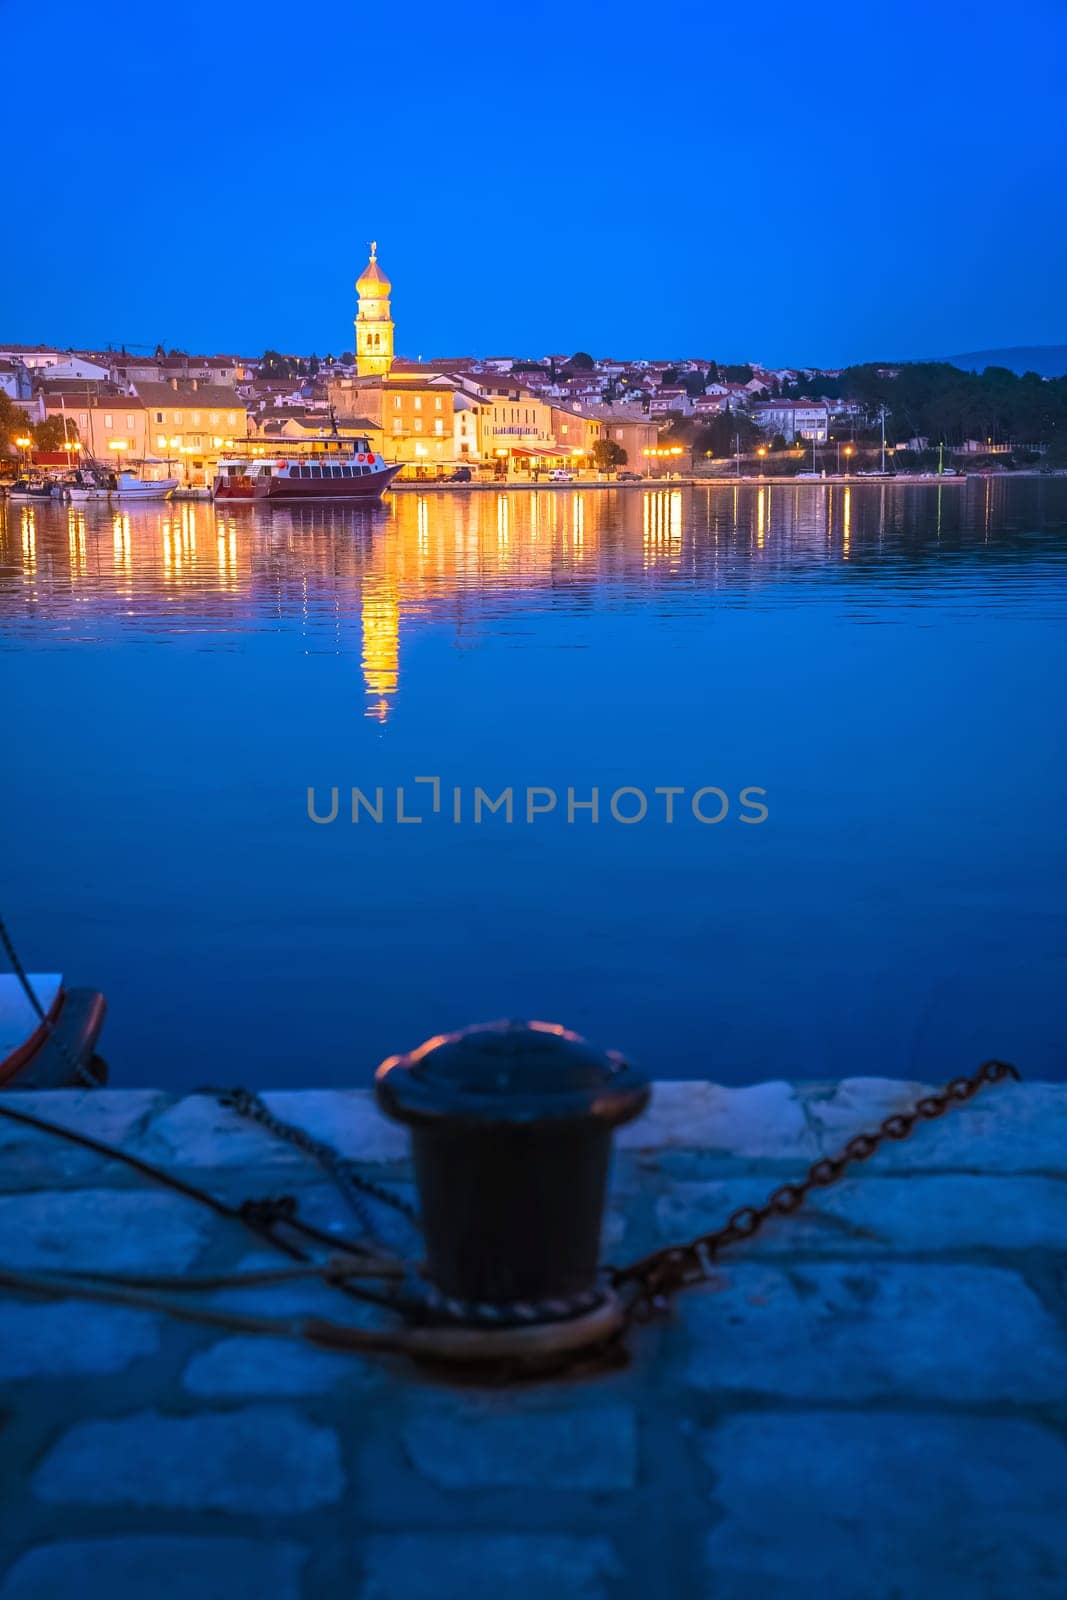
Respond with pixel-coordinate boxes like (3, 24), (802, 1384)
(63, 466), (115, 502)
(112, 471), (178, 500)
(214, 437), (401, 502)
(6, 477), (59, 501)
(0, 973), (107, 1089)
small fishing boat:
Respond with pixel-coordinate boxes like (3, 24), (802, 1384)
(6, 477), (59, 502)
(0, 973), (107, 1089)
(64, 467), (115, 502)
(112, 471), (178, 500)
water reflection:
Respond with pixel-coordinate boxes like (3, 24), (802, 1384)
(2, 482), (1066, 732)
(3, 479), (1066, 1090)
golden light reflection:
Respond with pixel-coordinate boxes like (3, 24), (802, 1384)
(642, 490), (682, 563)
(572, 492), (585, 547)
(21, 507), (36, 574)
(0, 485), (977, 726)
(113, 512), (131, 572)
(843, 486), (851, 560)
(68, 508), (87, 574)
(361, 575), (400, 722)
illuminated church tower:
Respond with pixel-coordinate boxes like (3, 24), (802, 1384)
(355, 242), (394, 376)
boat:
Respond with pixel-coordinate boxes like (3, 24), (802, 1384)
(111, 471), (178, 500)
(64, 466), (115, 502)
(0, 972), (107, 1088)
(6, 477), (59, 501)
(213, 436), (402, 503)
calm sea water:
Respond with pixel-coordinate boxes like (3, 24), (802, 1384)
(2, 479), (1065, 1089)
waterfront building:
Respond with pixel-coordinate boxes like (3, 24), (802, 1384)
(41, 392), (149, 463)
(752, 400), (830, 442)
(568, 404), (659, 469)
(330, 371), (456, 474)
(355, 243), (394, 377)
(132, 380), (248, 484)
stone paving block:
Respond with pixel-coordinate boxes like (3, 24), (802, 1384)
(33, 1406), (344, 1512)
(401, 1398), (637, 1490)
(683, 1261), (1067, 1401)
(656, 1174), (1067, 1254)
(0, 1302), (160, 1380)
(138, 1090), (407, 1171)
(0, 1189), (211, 1273)
(0, 1537), (306, 1600)
(616, 1080), (814, 1158)
(802, 1078), (1067, 1174)
(701, 1412), (1067, 1599)
(0, 1091), (167, 1191)
(183, 1335), (371, 1397)
(359, 1534), (620, 1600)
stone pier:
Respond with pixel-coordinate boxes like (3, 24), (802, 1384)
(0, 1078), (1064, 1599)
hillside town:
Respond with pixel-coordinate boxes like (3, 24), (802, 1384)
(2, 245), (1063, 491)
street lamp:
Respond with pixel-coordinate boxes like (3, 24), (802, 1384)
(844, 444), (853, 476)
(757, 445), (767, 475)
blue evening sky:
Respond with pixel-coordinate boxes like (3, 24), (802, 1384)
(4, 0), (1064, 366)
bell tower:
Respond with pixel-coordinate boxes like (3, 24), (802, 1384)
(355, 241), (394, 377)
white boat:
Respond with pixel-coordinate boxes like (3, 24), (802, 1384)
(64, 467), (113, 502)
(112, 472), (178, 500)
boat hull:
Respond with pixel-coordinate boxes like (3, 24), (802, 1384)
(214, 464), (402, 503)
(112, 481), (178, 500)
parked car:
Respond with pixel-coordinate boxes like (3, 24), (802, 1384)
(616, 470), (642, 481)
(548, 469), (575, 482)
(444, 466), (472, 483)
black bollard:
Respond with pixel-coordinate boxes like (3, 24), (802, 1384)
(375, 1019), (649, 1311)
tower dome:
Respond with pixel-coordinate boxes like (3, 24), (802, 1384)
(357, 242), (391, 299)
(354, 241), (394, 377)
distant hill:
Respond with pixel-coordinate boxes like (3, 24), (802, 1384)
(941, 346), (1067, 378)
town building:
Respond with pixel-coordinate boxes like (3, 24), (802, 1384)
(568, 403), (659, 469)
(330, 372), (456, 473)
(0, 358), (33, 402)
(131, 380), (248, 484)
(41, 393), (149, 463)
(751, 400), (830, 442)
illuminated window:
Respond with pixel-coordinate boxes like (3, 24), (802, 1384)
(126, 415), (135, 429)
(157, 434), (166, 448)
(434, 396), (442, 410)
(393, 396), (401, 410)
(434, 419), (443, 435)
(414, 419), (423, 432)
(413, 397), (422, 410)
(104, 414), (113, 428)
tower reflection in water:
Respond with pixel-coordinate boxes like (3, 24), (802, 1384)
(0, 481), (984, 726)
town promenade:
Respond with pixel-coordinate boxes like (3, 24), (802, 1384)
(0, 1075), (1064, 1598)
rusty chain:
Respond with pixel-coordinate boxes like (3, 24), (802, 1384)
(612, 1058), (1021, 1311)
(214, 1086), (419, 1249)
